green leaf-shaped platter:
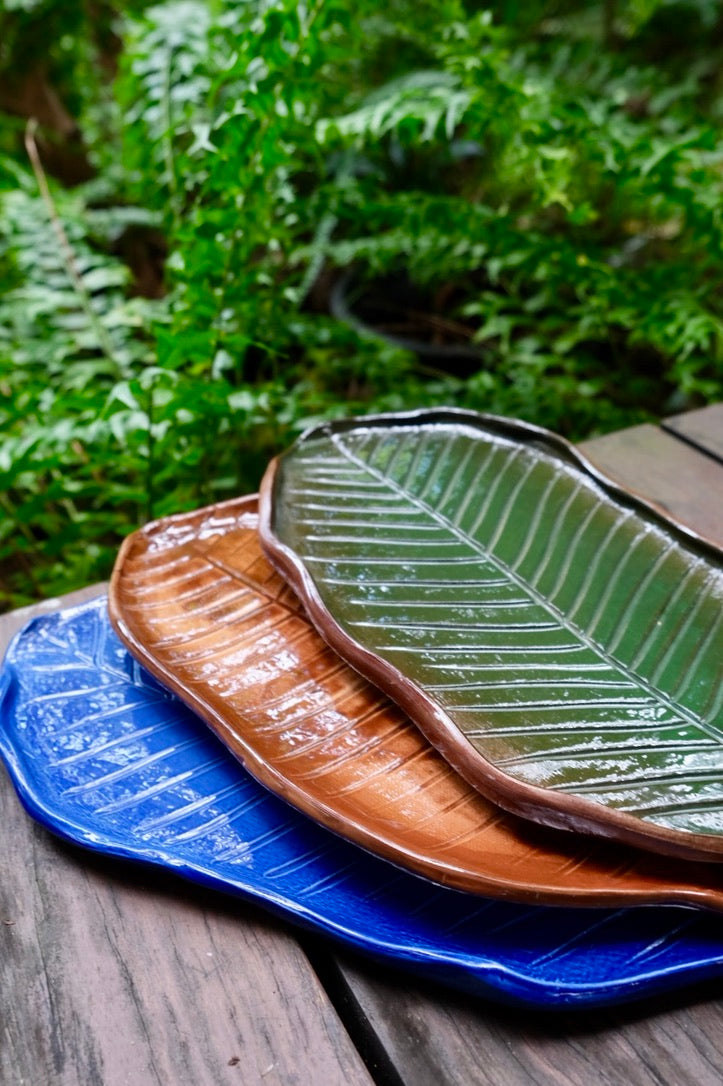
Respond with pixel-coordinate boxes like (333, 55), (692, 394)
(260, 410), (723, 862)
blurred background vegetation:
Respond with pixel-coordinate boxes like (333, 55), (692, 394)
(1, 0), (723, 607)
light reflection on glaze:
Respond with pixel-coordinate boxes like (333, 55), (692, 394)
(109, 494), (723, 904)
(267, 413), (723, 855)
(14, 601), (723, 1006)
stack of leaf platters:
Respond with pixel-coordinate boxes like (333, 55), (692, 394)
(2, 408), (723, 1010)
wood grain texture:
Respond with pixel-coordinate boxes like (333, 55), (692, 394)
(328, 950), (723, 1086)
(663, 404), (723, 464)
(0, 595), (373, 1086)
(579, 424), (723, 544)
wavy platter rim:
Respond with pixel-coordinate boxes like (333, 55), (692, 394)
(3, 597), (723, 1010)
(259, 408), (723, 863)
(108, 495), (723, 911)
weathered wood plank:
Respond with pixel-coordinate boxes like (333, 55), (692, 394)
(325, 953), (723, 1086)
(579, 423), (723, 545)
(663, 403), (723, 464)
(0, 592), (373, 1086)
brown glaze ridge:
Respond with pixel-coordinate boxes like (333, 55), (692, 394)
(110, 495), (723, 908)
(258, 409), (723, 864)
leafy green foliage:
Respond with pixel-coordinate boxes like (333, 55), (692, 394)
(1, 0), (723, 606)
(0, 179), (163, 602)
(311, 5), (723, 430)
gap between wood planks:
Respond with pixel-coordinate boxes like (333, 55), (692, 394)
(301, 935), (407, 1086)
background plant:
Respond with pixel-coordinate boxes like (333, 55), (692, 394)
(1, 0), (723, 607)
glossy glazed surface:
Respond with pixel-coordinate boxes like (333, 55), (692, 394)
(5, 597), (723, 1009)
(110, 497), (723, 908)
(261, 410), (723, 861)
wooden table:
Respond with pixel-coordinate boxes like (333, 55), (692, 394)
(2, 405), (722, 1086)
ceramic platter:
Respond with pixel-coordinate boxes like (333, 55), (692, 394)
(107, 496), (723, 910)
(260, 409), (723, 862)
(4, 598), (723, 1010)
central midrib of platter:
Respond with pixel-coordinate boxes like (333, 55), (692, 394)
(271, 422), (723, 833)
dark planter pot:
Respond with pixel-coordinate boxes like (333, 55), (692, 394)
(330, 268), (486, 377)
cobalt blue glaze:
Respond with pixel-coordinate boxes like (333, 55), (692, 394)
(1, 596), (722, 1009)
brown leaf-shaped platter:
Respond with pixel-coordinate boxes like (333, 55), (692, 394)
(110, 495), (723, 908)
(260, 409), (723, 863)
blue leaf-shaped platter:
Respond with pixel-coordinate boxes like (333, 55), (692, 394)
(2, 596), (723, 1009)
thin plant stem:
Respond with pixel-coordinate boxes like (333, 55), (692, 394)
(145, 380), (155, 523)
(603, 0), (618, 47)
(24, 119), (120, 369)
(162, 45), (181, 227)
